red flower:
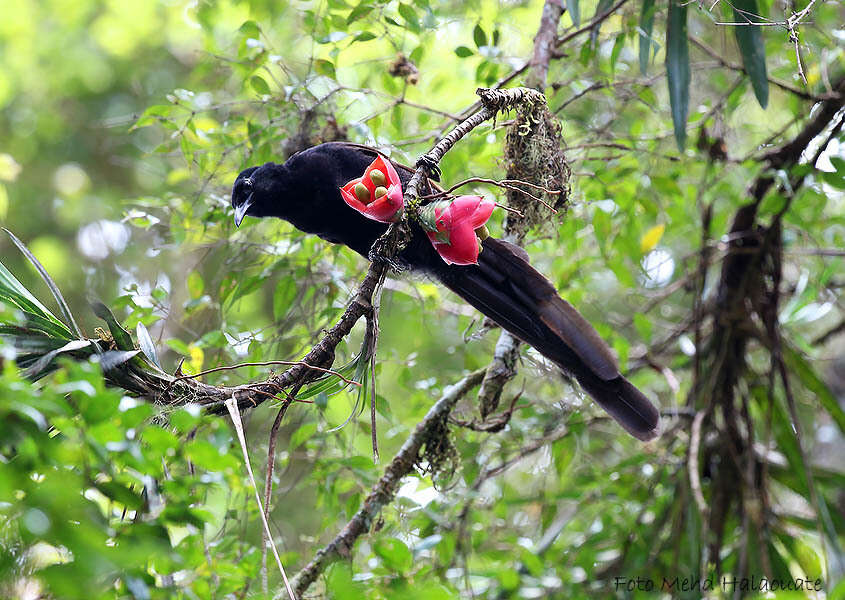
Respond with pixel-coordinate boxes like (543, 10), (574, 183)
(339, 155), (404, 223)
(422, 195), (495, 265)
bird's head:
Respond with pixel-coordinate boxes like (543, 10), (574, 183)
(231, 165), (259, 227)
(232, 163), (287, 227)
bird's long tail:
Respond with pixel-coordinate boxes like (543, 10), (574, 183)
(433, 237), (659, 440)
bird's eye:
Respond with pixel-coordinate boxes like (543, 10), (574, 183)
(243, 177), (253, 189)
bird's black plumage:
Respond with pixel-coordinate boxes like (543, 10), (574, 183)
(231, 142), (659, 440)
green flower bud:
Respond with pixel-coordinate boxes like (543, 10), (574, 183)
(374, 186), (388, 199)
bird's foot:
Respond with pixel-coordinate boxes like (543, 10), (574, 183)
(369, 251), (405, 272)
(368, 223), (409, 272)
(415, 155), (442, 181)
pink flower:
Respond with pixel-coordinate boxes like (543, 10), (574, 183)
(339, 155), (404, 223)
(422, 195), (495, 265)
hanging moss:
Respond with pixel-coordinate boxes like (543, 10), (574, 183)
(502, 104), (571, 241)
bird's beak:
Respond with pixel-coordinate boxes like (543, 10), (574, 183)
(234, 193), (254, 228)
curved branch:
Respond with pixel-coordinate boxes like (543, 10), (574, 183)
(288, 369), (486, 595)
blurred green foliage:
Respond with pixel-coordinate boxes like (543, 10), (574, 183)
(1, 0), (844, 598)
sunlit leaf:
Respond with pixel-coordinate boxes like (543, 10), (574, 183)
(250, 75), (270, 95)
(347, 4), (373, 24)
(0, 260), (72, 339)
(473, 23), (487, 48)
(398, 3), (420, 32)
(5, 228), (82, 339)
(314, 59), (336, 79)
(640, 223), (665, 253)
(373, 537), (412, 572)
(136, 322), (161, 370)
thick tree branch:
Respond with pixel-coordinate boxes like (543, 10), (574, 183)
(526, 0), (566, 91)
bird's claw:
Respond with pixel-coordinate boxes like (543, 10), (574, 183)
(368, 251), (404, 272)
(415, 155), (441, 181)
(368, 241), (405, 271)
(368, 223), (410, 272)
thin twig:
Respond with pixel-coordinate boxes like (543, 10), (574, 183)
(688, 410), (709, 517)
(167, 360), (360, 388)
(420, 176), (560, 213)
(689, 36), (829, 101)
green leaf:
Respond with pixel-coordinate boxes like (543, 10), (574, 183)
(785, 346), (845, 433)
(184, 439), (235, 471)
(347, 4), (373, 24)
(4, 228), (82, 339)
(473, 23), (487, 48)
(230, 274), (266, 303)
(590, 0), (613, 47)
(0, 261), (72, 339)
(273, 276), (297, 320)
(639, 0), (656, 74)
(23, 339), (93, 380)
(454, 46), (473, 58)
(98, 349), (140, 372)
(250, 75), (270, 95)
(567, 0), (580, 27)
(353, 31), (377, 42)
(238, 20), (260, 39)
(136, 322), (161, 370)
(374, 537), (413, 572)
(290, 422), (317, 450)
(666, 0), (690, 150)
(398, 3), (420, 32)
(326, 563), (358, 598)
(610, 32), (625, 71)
(91, 301), (135, 351)
(95, 481), (144, 510)
(186, 271), (204, 299)
(731, 0), (769, 108)
(314, 59), (336, 79)
(633, 313), (652, 342)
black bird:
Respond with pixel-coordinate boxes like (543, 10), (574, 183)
(231, 142), (659, 440)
